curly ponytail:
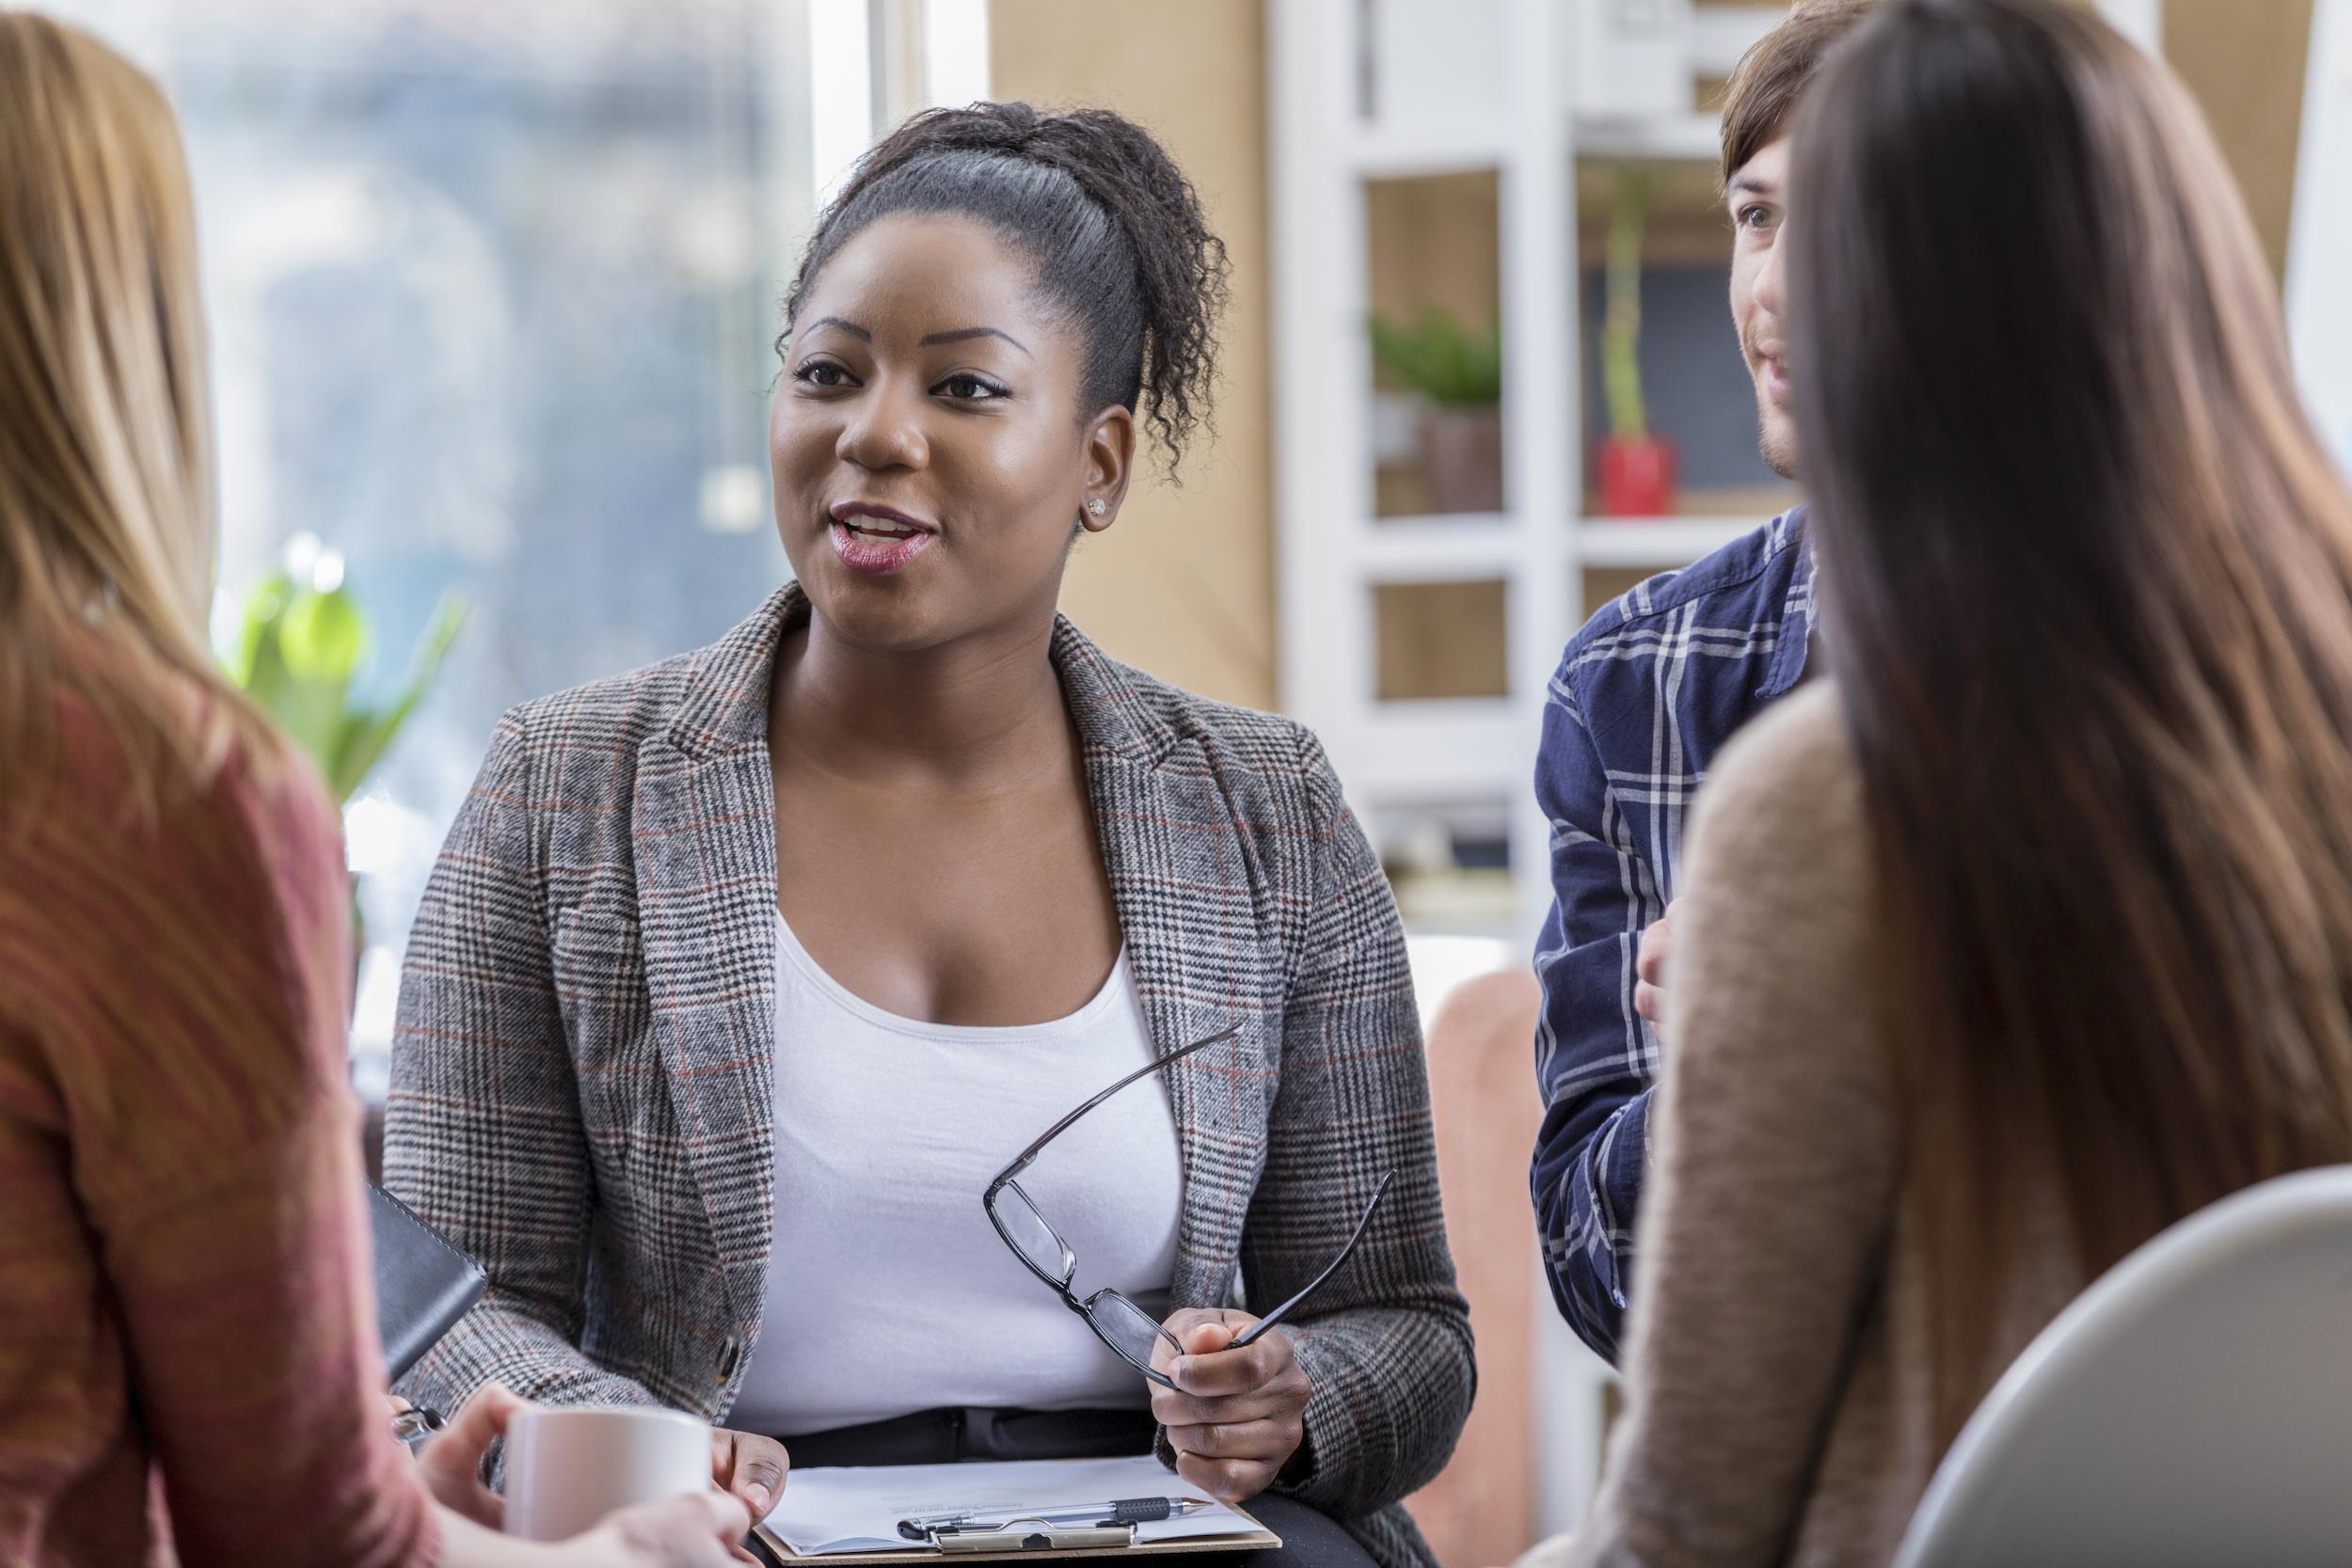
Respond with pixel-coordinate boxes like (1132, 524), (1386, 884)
(782, 103), (1230, 476)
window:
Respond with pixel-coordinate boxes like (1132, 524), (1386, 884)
(50, 0), (986, 1051)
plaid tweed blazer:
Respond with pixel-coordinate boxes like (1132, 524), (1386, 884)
(384, 586), (1473, 1567)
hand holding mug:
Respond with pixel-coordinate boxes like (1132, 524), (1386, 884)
(410, 1386), (752, 1566)
(1151, 1307), (1311, 1501)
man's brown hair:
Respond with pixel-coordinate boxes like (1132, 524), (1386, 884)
(1718, 0), (1878, 188)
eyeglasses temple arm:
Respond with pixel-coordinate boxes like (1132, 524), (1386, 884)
(1231, 1170), (1395, 1347)
(988, 1026), (1240, 1184)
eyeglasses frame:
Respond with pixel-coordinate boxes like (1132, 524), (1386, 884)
(982, 1024), (1395, 1390)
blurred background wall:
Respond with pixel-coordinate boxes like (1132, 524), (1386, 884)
(991, 0), (1279, 711)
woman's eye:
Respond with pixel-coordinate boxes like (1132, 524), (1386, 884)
(935, 372), (1006, 402)
(1739, 205), (1778, 233)
(793, 360), (853, 388)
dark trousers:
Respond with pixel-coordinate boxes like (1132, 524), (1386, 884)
(754, 1406), (1375, 1568)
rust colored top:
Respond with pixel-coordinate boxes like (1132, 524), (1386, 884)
(0, 692), (438, 1567)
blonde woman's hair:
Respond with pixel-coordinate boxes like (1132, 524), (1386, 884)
(0, 10), (276, 816)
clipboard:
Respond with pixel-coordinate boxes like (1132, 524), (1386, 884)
(753, 1497), (1281, 1564)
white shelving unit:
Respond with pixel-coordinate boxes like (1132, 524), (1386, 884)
(1267, 0), (1784, 1536)
(1269, 0), (1783, 956)
(1271, 0), (2176, 948)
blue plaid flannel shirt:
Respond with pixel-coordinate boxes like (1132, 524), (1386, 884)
(1532, 507), (1816, 1362)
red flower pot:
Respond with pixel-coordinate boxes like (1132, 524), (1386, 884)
(1596, 435), (1678, 516)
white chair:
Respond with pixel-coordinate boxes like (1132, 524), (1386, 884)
(1894, 1165), (2352, 1568)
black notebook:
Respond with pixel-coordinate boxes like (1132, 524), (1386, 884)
(367, 1181), (488, 1383)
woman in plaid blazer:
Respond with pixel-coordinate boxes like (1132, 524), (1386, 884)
(386, 103), (1472, 1568)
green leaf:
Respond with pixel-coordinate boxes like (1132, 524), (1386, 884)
(279, 586), (366, 682)
(1602, 166), (1656, 438)
(326, 593), (469, 802)
(229, 571), (293, 689)
(1367, 306), (1502, 407)
(219, 560), (469, 803)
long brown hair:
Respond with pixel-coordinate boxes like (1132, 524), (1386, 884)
(0, 11), (275, 818)
(1789, 0), (2352, 1442)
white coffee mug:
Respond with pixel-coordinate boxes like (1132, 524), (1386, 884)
(502, 1406), (713, 1542)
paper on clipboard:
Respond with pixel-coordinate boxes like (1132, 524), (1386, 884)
(757, 1454), (1271, 1557)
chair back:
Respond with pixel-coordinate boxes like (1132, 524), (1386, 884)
(1895, 1166), (2352, 1568)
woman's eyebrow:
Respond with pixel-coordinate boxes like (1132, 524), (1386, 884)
(805, 315), (871, 341)
(919, 325), (1031, 356)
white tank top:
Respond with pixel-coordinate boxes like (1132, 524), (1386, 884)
(726, 912), (1184, 1437)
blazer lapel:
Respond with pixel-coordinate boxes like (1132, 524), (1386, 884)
(1054, 619), (1273, 1311)
(631, 589), (796, 1321)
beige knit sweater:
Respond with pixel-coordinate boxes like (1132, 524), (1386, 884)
(1564, 685), (2089, 1568)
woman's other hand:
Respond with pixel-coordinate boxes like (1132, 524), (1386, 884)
(1151, 1308), (1311, 1501)
(413, 1382), (526, 1528)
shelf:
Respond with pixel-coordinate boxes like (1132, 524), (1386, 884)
(1573, 111), (1723, 164)
(1346, 131), (1509, 181)
(1579, 516), (1768, 567)
(1338, 703), (1529, 792)
(1360, 514), (1516, 580)
(1342, 515), (1770, 577)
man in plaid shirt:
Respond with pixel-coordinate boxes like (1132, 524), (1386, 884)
(1531, 0), (1867, 1361)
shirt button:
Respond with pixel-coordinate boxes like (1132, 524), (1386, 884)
(716, 1335), (741, 1384)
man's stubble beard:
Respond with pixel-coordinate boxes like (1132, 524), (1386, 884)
(1759, 410), (1799, 482)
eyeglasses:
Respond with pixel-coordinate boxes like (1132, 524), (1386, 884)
(983, 1025), (1395, 1389)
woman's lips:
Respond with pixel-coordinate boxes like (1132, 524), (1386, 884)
(829, 516), (935, 576)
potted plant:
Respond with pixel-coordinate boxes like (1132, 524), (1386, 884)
(1597, 166), (1678, 516)
(1369, 306), (1504, 515)
(223, 535), (468, 966)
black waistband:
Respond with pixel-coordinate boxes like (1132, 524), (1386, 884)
(775, 1404), (1159, 1468)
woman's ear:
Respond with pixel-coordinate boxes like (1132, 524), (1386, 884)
(1079, 404), (1137, 533)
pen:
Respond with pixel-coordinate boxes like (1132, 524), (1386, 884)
(898, 1497), (1215, 1536)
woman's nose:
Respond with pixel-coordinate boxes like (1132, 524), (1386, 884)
(835, 380), (929, 472)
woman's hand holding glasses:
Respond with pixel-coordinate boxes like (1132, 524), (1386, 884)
(984, 1024), (1392, 1505)
(1149, 1307), (1311, 1502)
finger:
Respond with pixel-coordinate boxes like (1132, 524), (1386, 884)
(415, 1383), (525, 1528)
(615, 1488), (755, 1560)
(1172, 1449), (1269, 1503)
(421, 1382), (522, 1472)
(1151, 1381), (1298, 1430)
(1168, 1336), (1290, 1401)
(1636, 927), (1668, 985)
(1181, 1321), (1237, 1358)
(1634, 979), (1663, 1024)
(712, 1429), (789, 1518)
(1161, 1307), (1251, 1355)
(1161, 1416), (1300, 1463)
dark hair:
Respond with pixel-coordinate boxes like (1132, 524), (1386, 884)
(1717, 0), (1877, 188)
(782, 102), (1230, 475)
(1790, 0), (2352, 1443)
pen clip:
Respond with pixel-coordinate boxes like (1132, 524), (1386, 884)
(924, 1523), (1139, 1554)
